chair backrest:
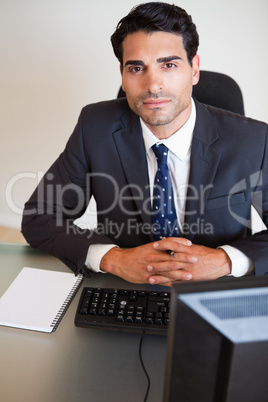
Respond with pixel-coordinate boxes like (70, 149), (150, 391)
(117, 70), (245, 115)
(192, 70), (244, 115)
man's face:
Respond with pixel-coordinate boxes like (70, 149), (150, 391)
(121, 31), (200, 138)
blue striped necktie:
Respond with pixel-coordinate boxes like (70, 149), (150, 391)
(151, 144), (179, 240)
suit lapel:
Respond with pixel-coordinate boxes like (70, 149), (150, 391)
(183, 101), (222, 241)
(112, 110), (152, 228)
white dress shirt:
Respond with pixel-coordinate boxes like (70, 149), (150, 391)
(86, 99), (253, 277)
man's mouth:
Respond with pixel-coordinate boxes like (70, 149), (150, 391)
(143, 99), (170, 108)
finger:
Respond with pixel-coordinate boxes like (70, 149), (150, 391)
(148, 270), (192, 285)
(147, 253), (197, 273)
(153, 238), (192, 253)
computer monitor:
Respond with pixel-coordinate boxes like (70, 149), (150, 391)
(163, 276), (268, 402)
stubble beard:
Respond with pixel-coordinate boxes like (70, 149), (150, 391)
(127, 91), (188, 128)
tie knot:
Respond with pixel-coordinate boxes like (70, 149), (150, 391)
(152, 144), (168, 166)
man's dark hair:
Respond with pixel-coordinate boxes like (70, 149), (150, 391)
(111, 2), (199, 66)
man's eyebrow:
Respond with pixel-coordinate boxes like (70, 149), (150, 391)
(157, 56), (182, 63)
(124, 56), (181, 68)
(124, 60), (145, 68)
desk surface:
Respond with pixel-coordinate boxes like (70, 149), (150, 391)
(0, 243), (168, 402)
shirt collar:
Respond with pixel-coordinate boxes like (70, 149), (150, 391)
(141, 98), (196, 161)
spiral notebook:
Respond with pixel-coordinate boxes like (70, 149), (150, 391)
(0, 267), (83, 333)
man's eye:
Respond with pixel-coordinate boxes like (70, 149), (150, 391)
(165, 63), (176, 69)
(129, 66), (143, 73)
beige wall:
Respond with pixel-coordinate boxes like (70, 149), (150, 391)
(1, 0), (268, 229)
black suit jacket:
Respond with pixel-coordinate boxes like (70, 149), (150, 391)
(22, 98), (268, 276)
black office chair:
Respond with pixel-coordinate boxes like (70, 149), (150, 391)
(117, 70), (245, 115)
(192, 70), (244, 115)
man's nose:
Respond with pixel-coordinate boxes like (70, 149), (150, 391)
(144, 67), (163, 94)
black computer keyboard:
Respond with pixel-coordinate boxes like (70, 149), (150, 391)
(74, 287), (170, 334)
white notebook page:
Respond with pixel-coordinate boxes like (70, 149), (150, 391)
(0, 267), (83, 333)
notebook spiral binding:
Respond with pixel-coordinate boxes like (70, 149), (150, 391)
(50, 274), (84, 332)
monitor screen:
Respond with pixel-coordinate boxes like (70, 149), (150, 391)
(163, 276), (268, 402)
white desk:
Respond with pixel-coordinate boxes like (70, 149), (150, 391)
(0, 243), (168, 402)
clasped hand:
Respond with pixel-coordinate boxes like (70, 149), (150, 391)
(100, 237), (231, 286)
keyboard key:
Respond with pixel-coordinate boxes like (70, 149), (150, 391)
(139, 291), (147, 297)
(126, 310), (134, 317)
(155, 318), (163, 325)
(80, 307), (88, 314)
(163, 319), (169, 325)
(146, 318), (154, 324)
(93, 297), (99, 303)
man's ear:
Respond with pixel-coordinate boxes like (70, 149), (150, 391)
(192, 54), (200, 86)
(120, 64), (125, 92)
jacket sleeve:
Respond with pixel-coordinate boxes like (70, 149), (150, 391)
(21, 109), (116, 276)
(227, 124), (268, 276)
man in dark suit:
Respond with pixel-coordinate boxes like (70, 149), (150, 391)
(22, 2), (268, 286)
